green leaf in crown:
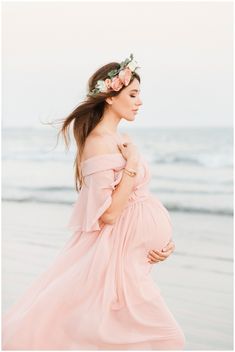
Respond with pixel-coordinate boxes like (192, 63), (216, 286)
(107, 69), (119, 79)
(88, 53), (138, 96)
(120, 53), (134, 70)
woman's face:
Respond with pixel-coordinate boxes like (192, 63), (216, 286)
(108, 78), (143, 121)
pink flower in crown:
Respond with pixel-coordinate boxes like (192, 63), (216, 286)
(118, 68), (132, 86)
(110, 76), (123, 91)
(104, 78), (112, 89)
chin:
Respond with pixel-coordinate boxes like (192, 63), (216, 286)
(123, 115), (136, 122)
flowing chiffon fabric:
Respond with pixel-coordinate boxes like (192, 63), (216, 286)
(2, 138), (186, 350)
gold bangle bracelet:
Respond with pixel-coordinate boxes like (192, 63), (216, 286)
(123, 168), (137, 177)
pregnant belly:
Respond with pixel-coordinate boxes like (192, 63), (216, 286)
(140, 197), (173, 252)
(110, 194), (173, 258)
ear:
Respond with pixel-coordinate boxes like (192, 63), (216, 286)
(105, 97), (113, 105)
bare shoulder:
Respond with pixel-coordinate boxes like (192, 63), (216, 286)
(82, 132), (116, 161)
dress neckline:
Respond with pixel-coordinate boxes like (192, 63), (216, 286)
(80, 152), (125, 165)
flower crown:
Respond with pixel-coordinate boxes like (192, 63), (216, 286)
(88, 53), (140, 97)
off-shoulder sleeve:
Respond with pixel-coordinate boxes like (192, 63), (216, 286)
(67, 166), (123, 233)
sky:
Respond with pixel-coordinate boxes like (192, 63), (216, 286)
(2, 0), (233, 128)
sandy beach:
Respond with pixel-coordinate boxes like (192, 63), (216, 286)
(2, 200), (233, 350)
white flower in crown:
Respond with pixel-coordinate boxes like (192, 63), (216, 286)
(127, 59), (138, 72)
(88, 54), (140, 96)
(95, 79), (108, 92)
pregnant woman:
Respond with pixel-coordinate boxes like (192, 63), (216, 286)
(2, 54), (185, 350)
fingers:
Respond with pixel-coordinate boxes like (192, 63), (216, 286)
(148, 258), (159, 264)
(147, 251), (161, 264)
(118, 143), (128, 150)
(148, 250), (166, 262)
(147, 240), (176, 264)
(147, 248), (173, 264)
(162, 240), (175, 253)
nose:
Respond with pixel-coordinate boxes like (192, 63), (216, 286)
(138, 99), (143, 105)
(137, 97), (143, 107)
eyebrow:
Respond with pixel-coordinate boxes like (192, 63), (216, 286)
(130, 89), (141, 92)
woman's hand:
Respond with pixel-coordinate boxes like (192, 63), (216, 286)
(147, 240), (175, 264)
(118, 133), (140, 163)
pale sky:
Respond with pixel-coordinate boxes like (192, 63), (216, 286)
(2, 1), (233, 128)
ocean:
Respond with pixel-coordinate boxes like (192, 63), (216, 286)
(2, 126), (233, 215)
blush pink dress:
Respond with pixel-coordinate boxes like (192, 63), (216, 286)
(2, 136), (186, 350)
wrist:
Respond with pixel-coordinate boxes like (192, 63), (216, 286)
(126, 158), (139, 169)
(123, 167), (137, 177)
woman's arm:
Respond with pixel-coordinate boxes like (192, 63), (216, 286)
(100, 157), (138, 225)
(82, 132), (139, 226)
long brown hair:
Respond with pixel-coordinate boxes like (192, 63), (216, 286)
(45, 62), (140, 192)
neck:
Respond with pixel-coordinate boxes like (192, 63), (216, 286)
(98, 109), (121, 134)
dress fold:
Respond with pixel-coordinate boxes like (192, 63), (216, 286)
(2, 151), (186, 350)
